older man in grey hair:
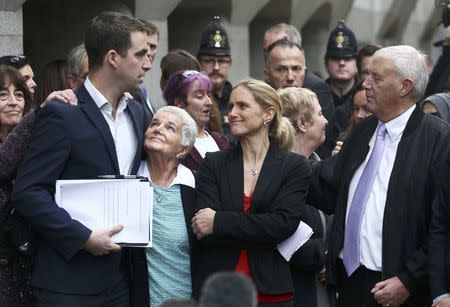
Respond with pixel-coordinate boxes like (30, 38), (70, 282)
(309, 45), (450, 307)
(67, 43), (88, 91)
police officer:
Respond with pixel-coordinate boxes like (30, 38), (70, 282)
(197, 16), (233, 136)
(324, 21), (359, 135)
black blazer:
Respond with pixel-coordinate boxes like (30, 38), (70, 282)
(129, 184), (197, 307)
(429, 153), (450, 299)
(192, 140), (311, 298)
(10, 85), (146, 294)
(309, 107), (450, 306)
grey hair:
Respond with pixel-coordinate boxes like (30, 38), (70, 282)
(265, 23), (302, 46)
(372, 45), (428, 99)
(154, 106), (197, 151)
(67, 44), (87, 76)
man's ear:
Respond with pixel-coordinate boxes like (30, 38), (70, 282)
(174, 97), (186, 109)
(106, 50), (120, 69)
(400, 78), (414, 97)
(67, 75), (77, 91)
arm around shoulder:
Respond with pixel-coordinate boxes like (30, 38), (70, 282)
(11, 103), (91, 260)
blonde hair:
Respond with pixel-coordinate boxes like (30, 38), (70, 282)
(233, 79), (295, 150)
(278, 87), (318, 133)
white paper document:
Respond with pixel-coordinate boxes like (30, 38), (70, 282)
(55, 179), (153, 247)
(277, 221), (314, 261)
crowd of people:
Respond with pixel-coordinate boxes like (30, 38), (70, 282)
(0, 9), (449, 307)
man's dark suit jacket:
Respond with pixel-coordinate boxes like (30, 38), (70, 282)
(309, 107), (450, 306)
(181, 131), (229, 172)
(191, 141), (311, 298)
(429, 153), (450, 300)
(10, 85), (146, 294)
(129, 185), (196, 307)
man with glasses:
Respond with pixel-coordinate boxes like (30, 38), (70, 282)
(197, 16), (233, 135)
(67, 44), (89, 91)
(0, 54), (37, 96)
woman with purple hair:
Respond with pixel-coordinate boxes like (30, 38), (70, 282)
(163, 70), (229, 172)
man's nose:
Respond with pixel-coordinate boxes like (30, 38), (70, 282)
(286, 69), (294, 81)
(143, 57), (152, 71)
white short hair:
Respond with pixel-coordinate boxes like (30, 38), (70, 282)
(372, 45), (428, 99)
(154, 106), (197, 151)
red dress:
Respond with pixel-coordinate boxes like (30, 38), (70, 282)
(234, 193), (294, 303)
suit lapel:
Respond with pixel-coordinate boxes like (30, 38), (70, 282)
(127, 102), (144, 174)
(252, 141), (281, 207)
(77, 85), (120, 174)
(227, 145), (244, 212)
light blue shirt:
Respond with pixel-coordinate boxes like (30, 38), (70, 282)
(137, 161), (195, 307)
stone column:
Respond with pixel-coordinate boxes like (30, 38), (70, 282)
(0, 0), (26, 56)
(134, 0), (182, 110)
(229, 0), (270, 83)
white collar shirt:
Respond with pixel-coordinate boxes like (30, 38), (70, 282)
(340, 104), (416, 271)
(84, 77), (137, 175)
(137, 161), (196, 189)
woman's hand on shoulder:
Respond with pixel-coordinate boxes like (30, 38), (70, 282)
(41, 89), (78, 108)
(332, 140), (343, 156)
(191, 208), (216, 240)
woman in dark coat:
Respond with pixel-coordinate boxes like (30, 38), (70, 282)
(191, 79), (311, 307)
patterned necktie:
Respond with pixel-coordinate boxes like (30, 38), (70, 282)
(343, 123), (387, 276)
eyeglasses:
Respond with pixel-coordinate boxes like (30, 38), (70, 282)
(8, 54), (27, 64)
(199, 57), (231, 67)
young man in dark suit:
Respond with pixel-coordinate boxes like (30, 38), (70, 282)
(309, 45), (450, 307)
(10, 11), (150, 306)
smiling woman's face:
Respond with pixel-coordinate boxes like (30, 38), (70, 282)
(0, 82), (25, 130)
(144, 111), (186, 159)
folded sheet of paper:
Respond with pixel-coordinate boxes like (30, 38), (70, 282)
(55, 179), (153, 247)
(277, 221), (314, 261)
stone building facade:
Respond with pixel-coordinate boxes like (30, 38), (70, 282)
(0, 0), (442, 109)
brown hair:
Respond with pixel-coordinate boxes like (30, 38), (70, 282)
(39, 59), (70, 103)
(0, 65), (33, 110)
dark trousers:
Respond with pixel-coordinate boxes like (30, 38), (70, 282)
(32, 277), (129, 307)
(336, 260), (383, 307)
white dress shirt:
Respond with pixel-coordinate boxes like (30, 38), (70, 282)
(84, 77), (137, 175)
(340, 104), (416, 271)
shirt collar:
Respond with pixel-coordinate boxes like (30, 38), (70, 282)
(138, 161), (195, 189)
(84, 76), (128, 111)
(381, 104), (416, 142)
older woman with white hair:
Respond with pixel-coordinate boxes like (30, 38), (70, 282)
(130, 106), (198, 307)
